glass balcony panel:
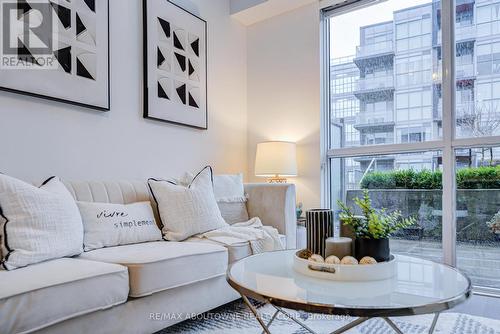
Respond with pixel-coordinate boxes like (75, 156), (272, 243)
(355, 75), (394, 92)
(356, 112), (394, 127)
(437, 24), (476, 44)
(434, 61), (475, 81)
(356, 40), (394, 58)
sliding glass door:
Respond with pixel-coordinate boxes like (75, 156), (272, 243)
(322, 0), (500, 293)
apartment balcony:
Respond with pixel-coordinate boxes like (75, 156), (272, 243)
(353, 113), (395, 130)
(433, 62), (475, 82)
(331, 55), (355, 66)
(354, 41), (395, 69)
(456, 63), (475, 79)
(437, 24), (476, 44)
(353, 75), (395, 100)
(436, 102), (482, 121)
(355, 40), (394, 59)
(354, 155), (395, 164)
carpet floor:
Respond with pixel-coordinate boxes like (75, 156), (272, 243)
(158, 299), (500, 334)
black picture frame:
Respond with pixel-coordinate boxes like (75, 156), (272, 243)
(143, 0), (208, 130)
(0, 0), (110, 111)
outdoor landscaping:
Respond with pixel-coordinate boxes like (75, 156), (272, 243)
(360, 166), (500, 190)
(345, 166), (500, 243)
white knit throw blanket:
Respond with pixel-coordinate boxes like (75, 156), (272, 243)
(198, 217), (284, 254)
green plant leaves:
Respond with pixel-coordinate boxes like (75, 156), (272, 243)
(338, 190), (416, 239)
(360, 166), (500, 190)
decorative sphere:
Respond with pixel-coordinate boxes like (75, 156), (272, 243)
(308, 254), (325, 263)
(340, 256), (359, 265)
(359, 256), (378, 265)
(325, 255), (341, 264)
(298, 249), (313, 259)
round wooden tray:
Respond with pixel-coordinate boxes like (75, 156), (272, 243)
(293, 250), (397, 281)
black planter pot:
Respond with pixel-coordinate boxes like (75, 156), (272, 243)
(355, 238), (390, 262)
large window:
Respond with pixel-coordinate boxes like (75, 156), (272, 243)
(395, 89), (433, 122)
(395, 16), (432, 52)
(456, 146), (500, 290)
(476, 42), (500, 76)
(323, 0), (500, 293)
(395, 52), (432, 87)
(477, 1), (500, 37)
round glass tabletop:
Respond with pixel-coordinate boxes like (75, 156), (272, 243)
(227, 250), (472, 317)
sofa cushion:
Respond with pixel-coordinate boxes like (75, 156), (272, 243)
(0, 175), (84, 270)
(78, 241), (228, 298)
(187, 234), (286, 263)
(0, 258), (128, 334)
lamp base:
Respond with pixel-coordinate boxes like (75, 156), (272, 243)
(267, 177), (288, 184)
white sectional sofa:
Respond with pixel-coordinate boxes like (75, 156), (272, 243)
(0, 180), (296, 334)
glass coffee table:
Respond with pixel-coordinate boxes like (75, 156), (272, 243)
(227, 250), (471, 334)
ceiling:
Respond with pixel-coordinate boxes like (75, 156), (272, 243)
(230, 0), (318, 26)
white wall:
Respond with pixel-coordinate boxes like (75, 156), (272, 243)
(0, 0), (248, 182)
(247, 2), (321, 211)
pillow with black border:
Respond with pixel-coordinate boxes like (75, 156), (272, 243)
(0, 175), (83, 270)
(148, 166), (228, 241)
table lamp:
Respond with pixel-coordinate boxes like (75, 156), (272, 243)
(255, 141), (298, 183)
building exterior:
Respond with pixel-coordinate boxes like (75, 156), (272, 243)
(331, 0), (500, 190)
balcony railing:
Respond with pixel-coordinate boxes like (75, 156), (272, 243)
(355, 113), (394, 128)
(437, 24), (476, 44)
(456, 63), (474, 78)
(331, 55), (355, 65)
(355, 40), (394, 59)
(436, 102), (500, 120)
(355, 75), (394, 92)
(434, 62), (475, 81)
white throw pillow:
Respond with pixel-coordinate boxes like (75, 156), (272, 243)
(148, 166), (228, 241)
(77, 201), (163, 251)
(0, 175), (84, 270)
(213, 174), (246, 202)
(213, 174), (249, 224)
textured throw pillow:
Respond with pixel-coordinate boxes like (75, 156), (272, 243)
(148, 166), (228, 241)
(77, 201), (163, 251)
(213, 174), (249, 224)
(0, 175), (84, 270)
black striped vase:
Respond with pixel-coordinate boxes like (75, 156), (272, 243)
(306, 209), (334, 258)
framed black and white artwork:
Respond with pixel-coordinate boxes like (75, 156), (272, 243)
(0, 0), (109, 111)
(143, 0), (207, 130)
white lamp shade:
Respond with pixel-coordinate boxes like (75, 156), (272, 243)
(255, 141), (298, 177)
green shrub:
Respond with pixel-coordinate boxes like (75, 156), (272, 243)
(360, 166), (500, 189)
(393, 169), (416, 188)
(457, 166), (500, 189)
(360, 171), (395, 189)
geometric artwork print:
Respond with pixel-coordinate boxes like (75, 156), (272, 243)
(48, 0), (96, 79)
(51, 2), (97, 80)
(0, 0), (109, 110)
(144, 0), (207, 129)
(157, 17), (201, 109)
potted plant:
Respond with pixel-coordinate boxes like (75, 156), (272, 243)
(338, 190), (416, 262)
(487, 212), (500, 242)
